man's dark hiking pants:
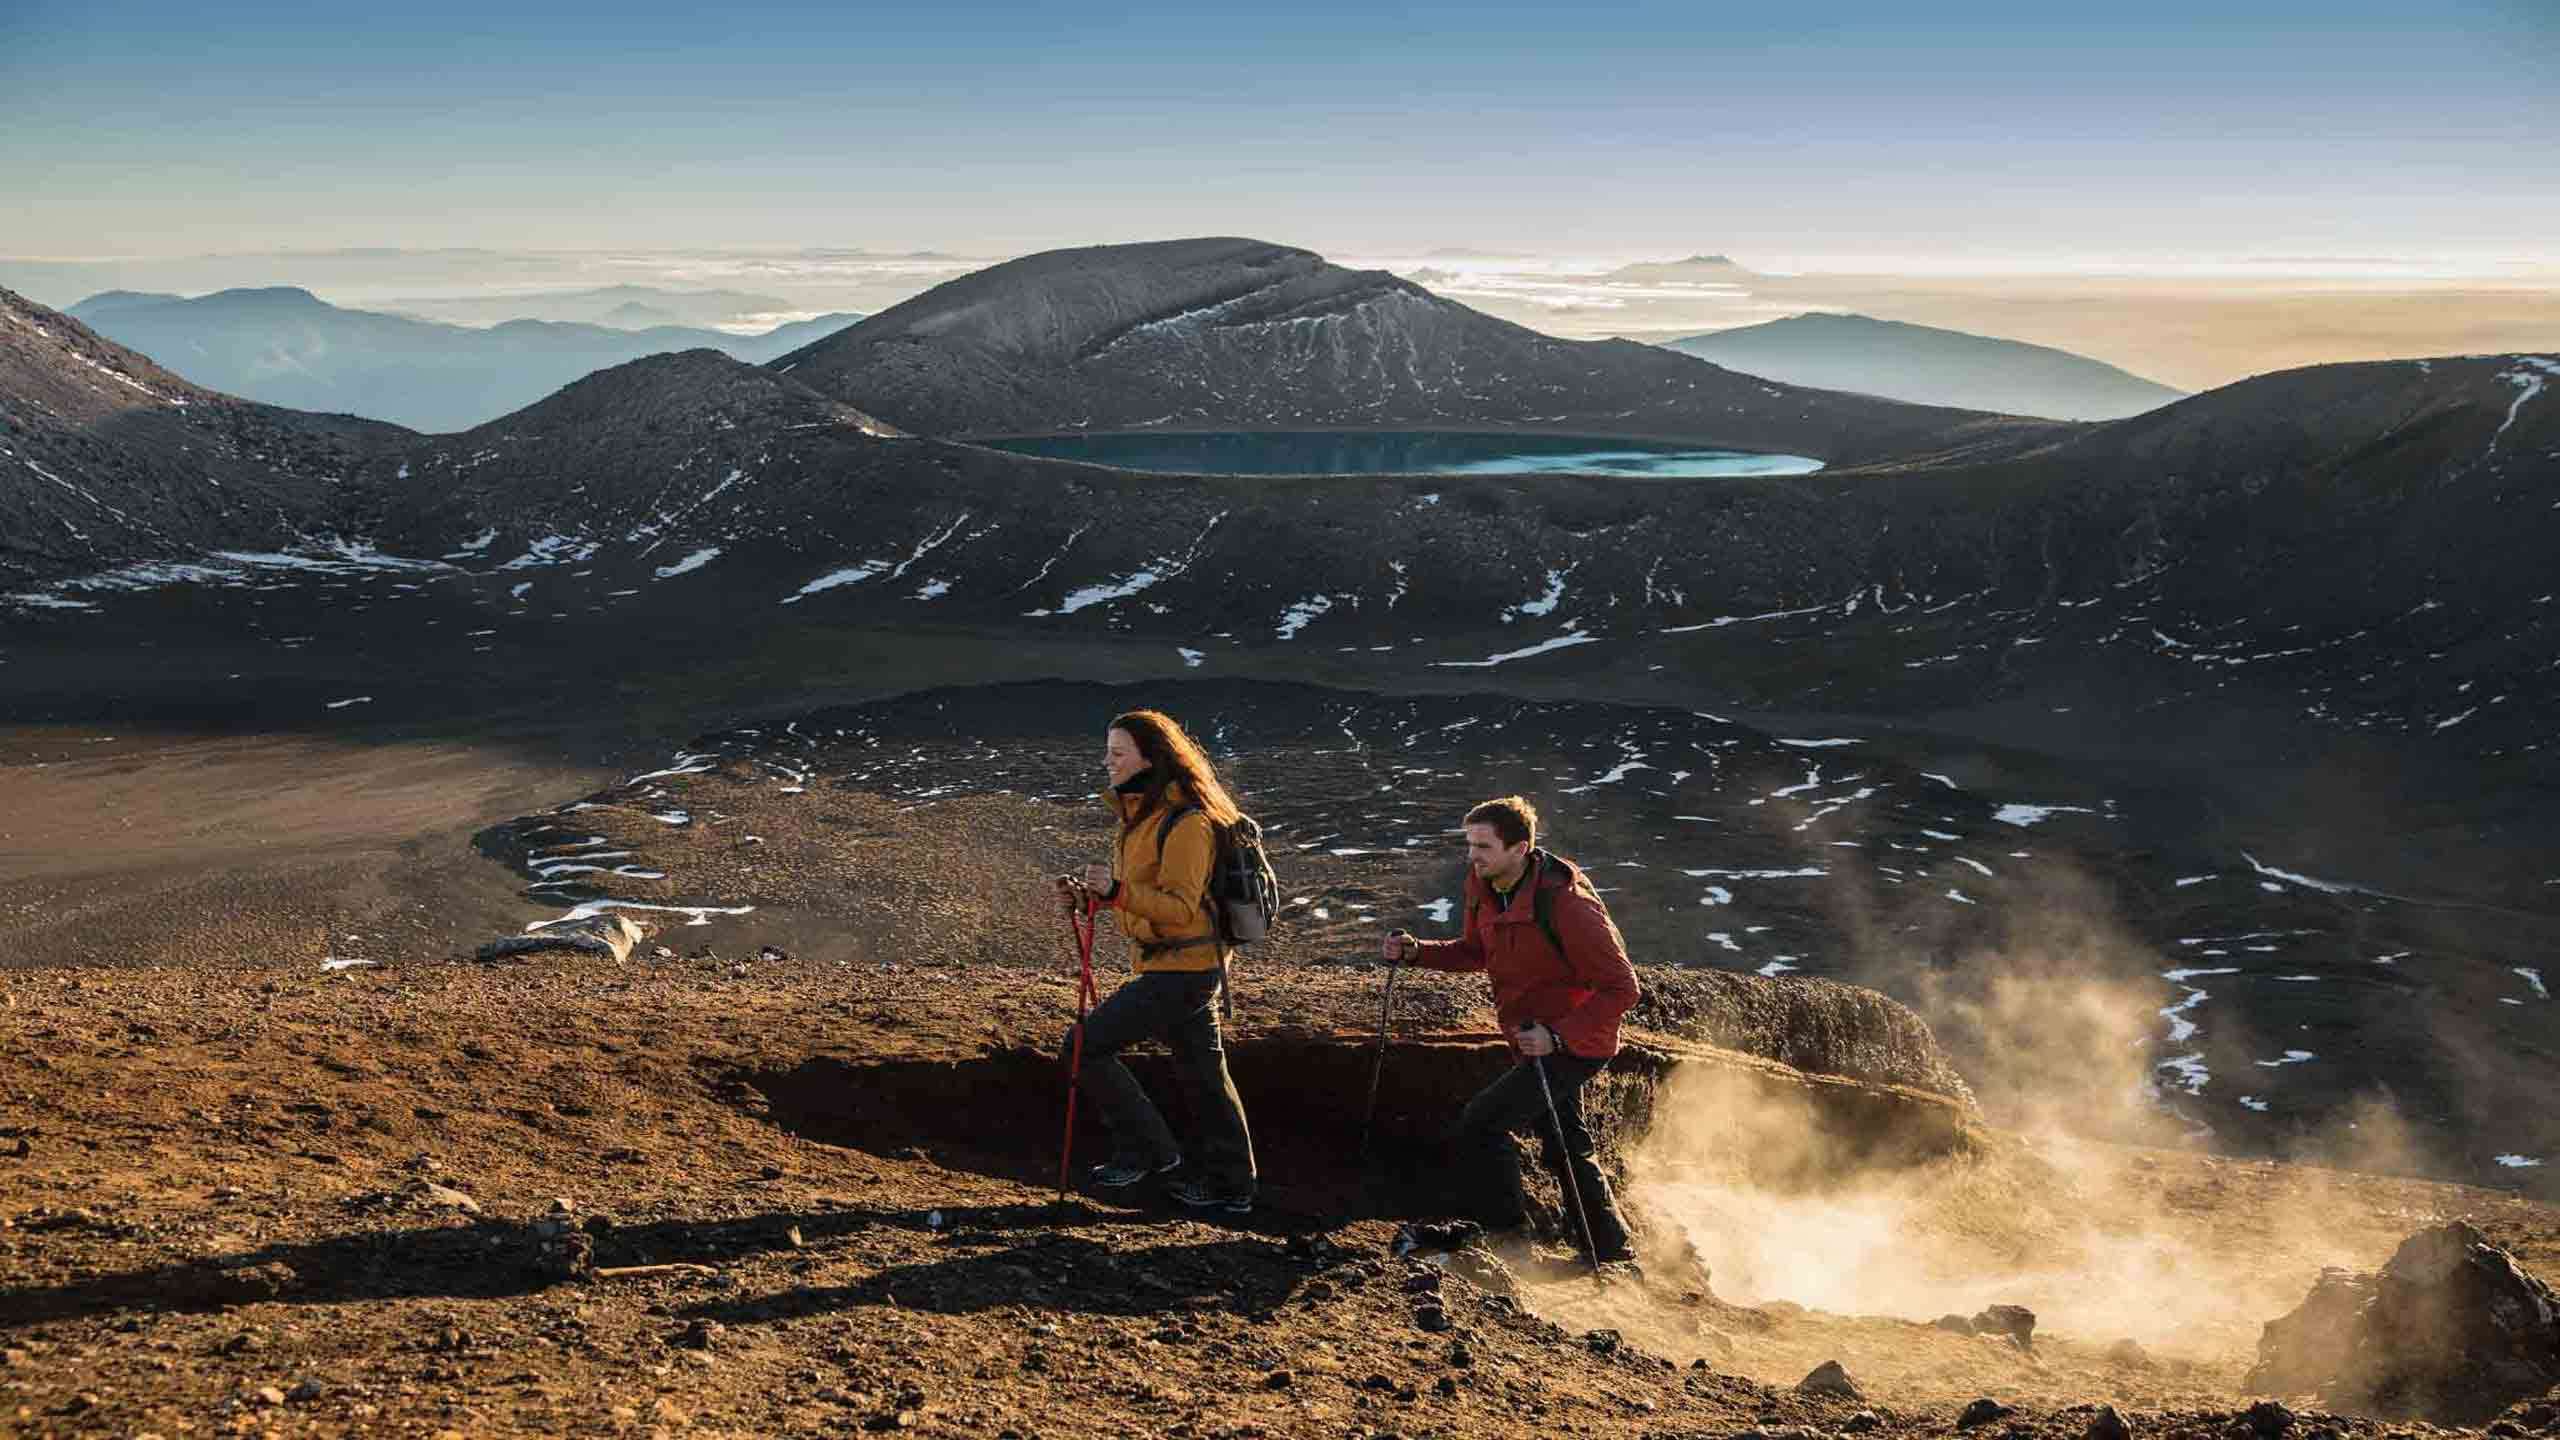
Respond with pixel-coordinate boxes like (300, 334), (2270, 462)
(1450, 1052), (1633, 1260)
(1061, 969), (1256, 1198)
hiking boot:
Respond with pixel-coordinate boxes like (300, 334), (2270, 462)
(1165, 1177), (1253, 1214)
(1088, 1154), (1180, 1190)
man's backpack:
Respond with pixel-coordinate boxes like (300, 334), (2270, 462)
(1523, 849), (1575, 959)
(1156, 803), (1281, 944)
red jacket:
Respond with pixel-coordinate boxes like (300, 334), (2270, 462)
(1408, 850), (1640, 1060)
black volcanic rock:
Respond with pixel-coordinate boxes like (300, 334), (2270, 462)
(2250, 1222), (2560, 1423)
(771, 237), (2043, 464)
(1667, 313), (2185, 421)
(0, 288), (402, 587)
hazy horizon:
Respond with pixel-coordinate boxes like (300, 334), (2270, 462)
(8, 0), (2554, 267)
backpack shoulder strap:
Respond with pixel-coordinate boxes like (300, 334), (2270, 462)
(1154, 802), (1206, 858)
(1531, 851), (1573, 958)
(1533, 882), (1564, 959)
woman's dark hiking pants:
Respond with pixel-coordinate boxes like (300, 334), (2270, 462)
(1060, 970), (1256, 1197)
(1450, 1052), (1634, 1260)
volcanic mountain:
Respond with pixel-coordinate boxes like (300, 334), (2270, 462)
(1666, 312), (2187, 421)
(769, 237), (2049, 464)
(347, 348), (902, 558)
(0, 287), (401, 591)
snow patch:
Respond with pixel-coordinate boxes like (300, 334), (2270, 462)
(498, 534), (599, 571)
(1026, 512), (1225, 616)
(1276, 595), (1335, 640)
(1504, 567), (1573, 623)
(1681, 866), (1827, 879)
(788, 561), (889, 599)
(2242, 852), (2371, 896)
(654, 547), (721, 579)
(1995, 803), (2097, 827)
(1434, 629), (1598, 668)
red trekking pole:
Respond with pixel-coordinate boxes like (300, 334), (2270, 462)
(1056, 891), (1101, 1204)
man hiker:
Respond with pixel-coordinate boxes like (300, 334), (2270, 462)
(1383, 795), (1640, 1263)
(1051, 709), (1258, 1213)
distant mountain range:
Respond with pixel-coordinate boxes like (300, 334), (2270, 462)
(1665, 312), (2187, 421)
(380, 284), (801, 329)
(61, 287), (862, 431)
(1601, 254), (1759, 282)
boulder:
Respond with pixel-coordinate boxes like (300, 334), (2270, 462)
(408, 1181), (481, 1215)
(1973, 1304), (2037, 1349)
(1957, 1398), (2016, 1429)
(477, 913), (646, 964)
(2251, 1267), (2373, 1394)
(2249, 1221), (2560, 1424)
(1444, 1242), (1519, 1299)
(1797, 1359), (1864, 1400)
(2086, 1404), (2132, 1440)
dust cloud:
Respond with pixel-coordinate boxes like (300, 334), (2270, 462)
(1512, 855), (2458, 1400)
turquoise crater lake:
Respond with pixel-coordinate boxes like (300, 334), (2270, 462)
(977, 431), (1824, 478)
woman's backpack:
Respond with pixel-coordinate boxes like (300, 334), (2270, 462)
(1156, 804), (1281, 944)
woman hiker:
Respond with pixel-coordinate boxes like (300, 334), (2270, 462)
(1052, 709), (1258, 1214)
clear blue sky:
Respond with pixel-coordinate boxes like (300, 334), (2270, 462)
(7, 0), (2553, 265)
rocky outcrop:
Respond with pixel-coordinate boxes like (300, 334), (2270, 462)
(772, 238), (2041, 464)
(477, 913), (646, 964)
(1628, 969), (1977, 1110)
(2249, 1221), (2560, 1422)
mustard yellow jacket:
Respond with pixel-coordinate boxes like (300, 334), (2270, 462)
(1102, 779), (1227, 973)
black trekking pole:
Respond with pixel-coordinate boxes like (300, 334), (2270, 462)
(1357, 955), (1403, 1161)
(1526, 1033), (1603, 1276)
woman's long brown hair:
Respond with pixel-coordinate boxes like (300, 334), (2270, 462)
(1108, 709), (1243, 832)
